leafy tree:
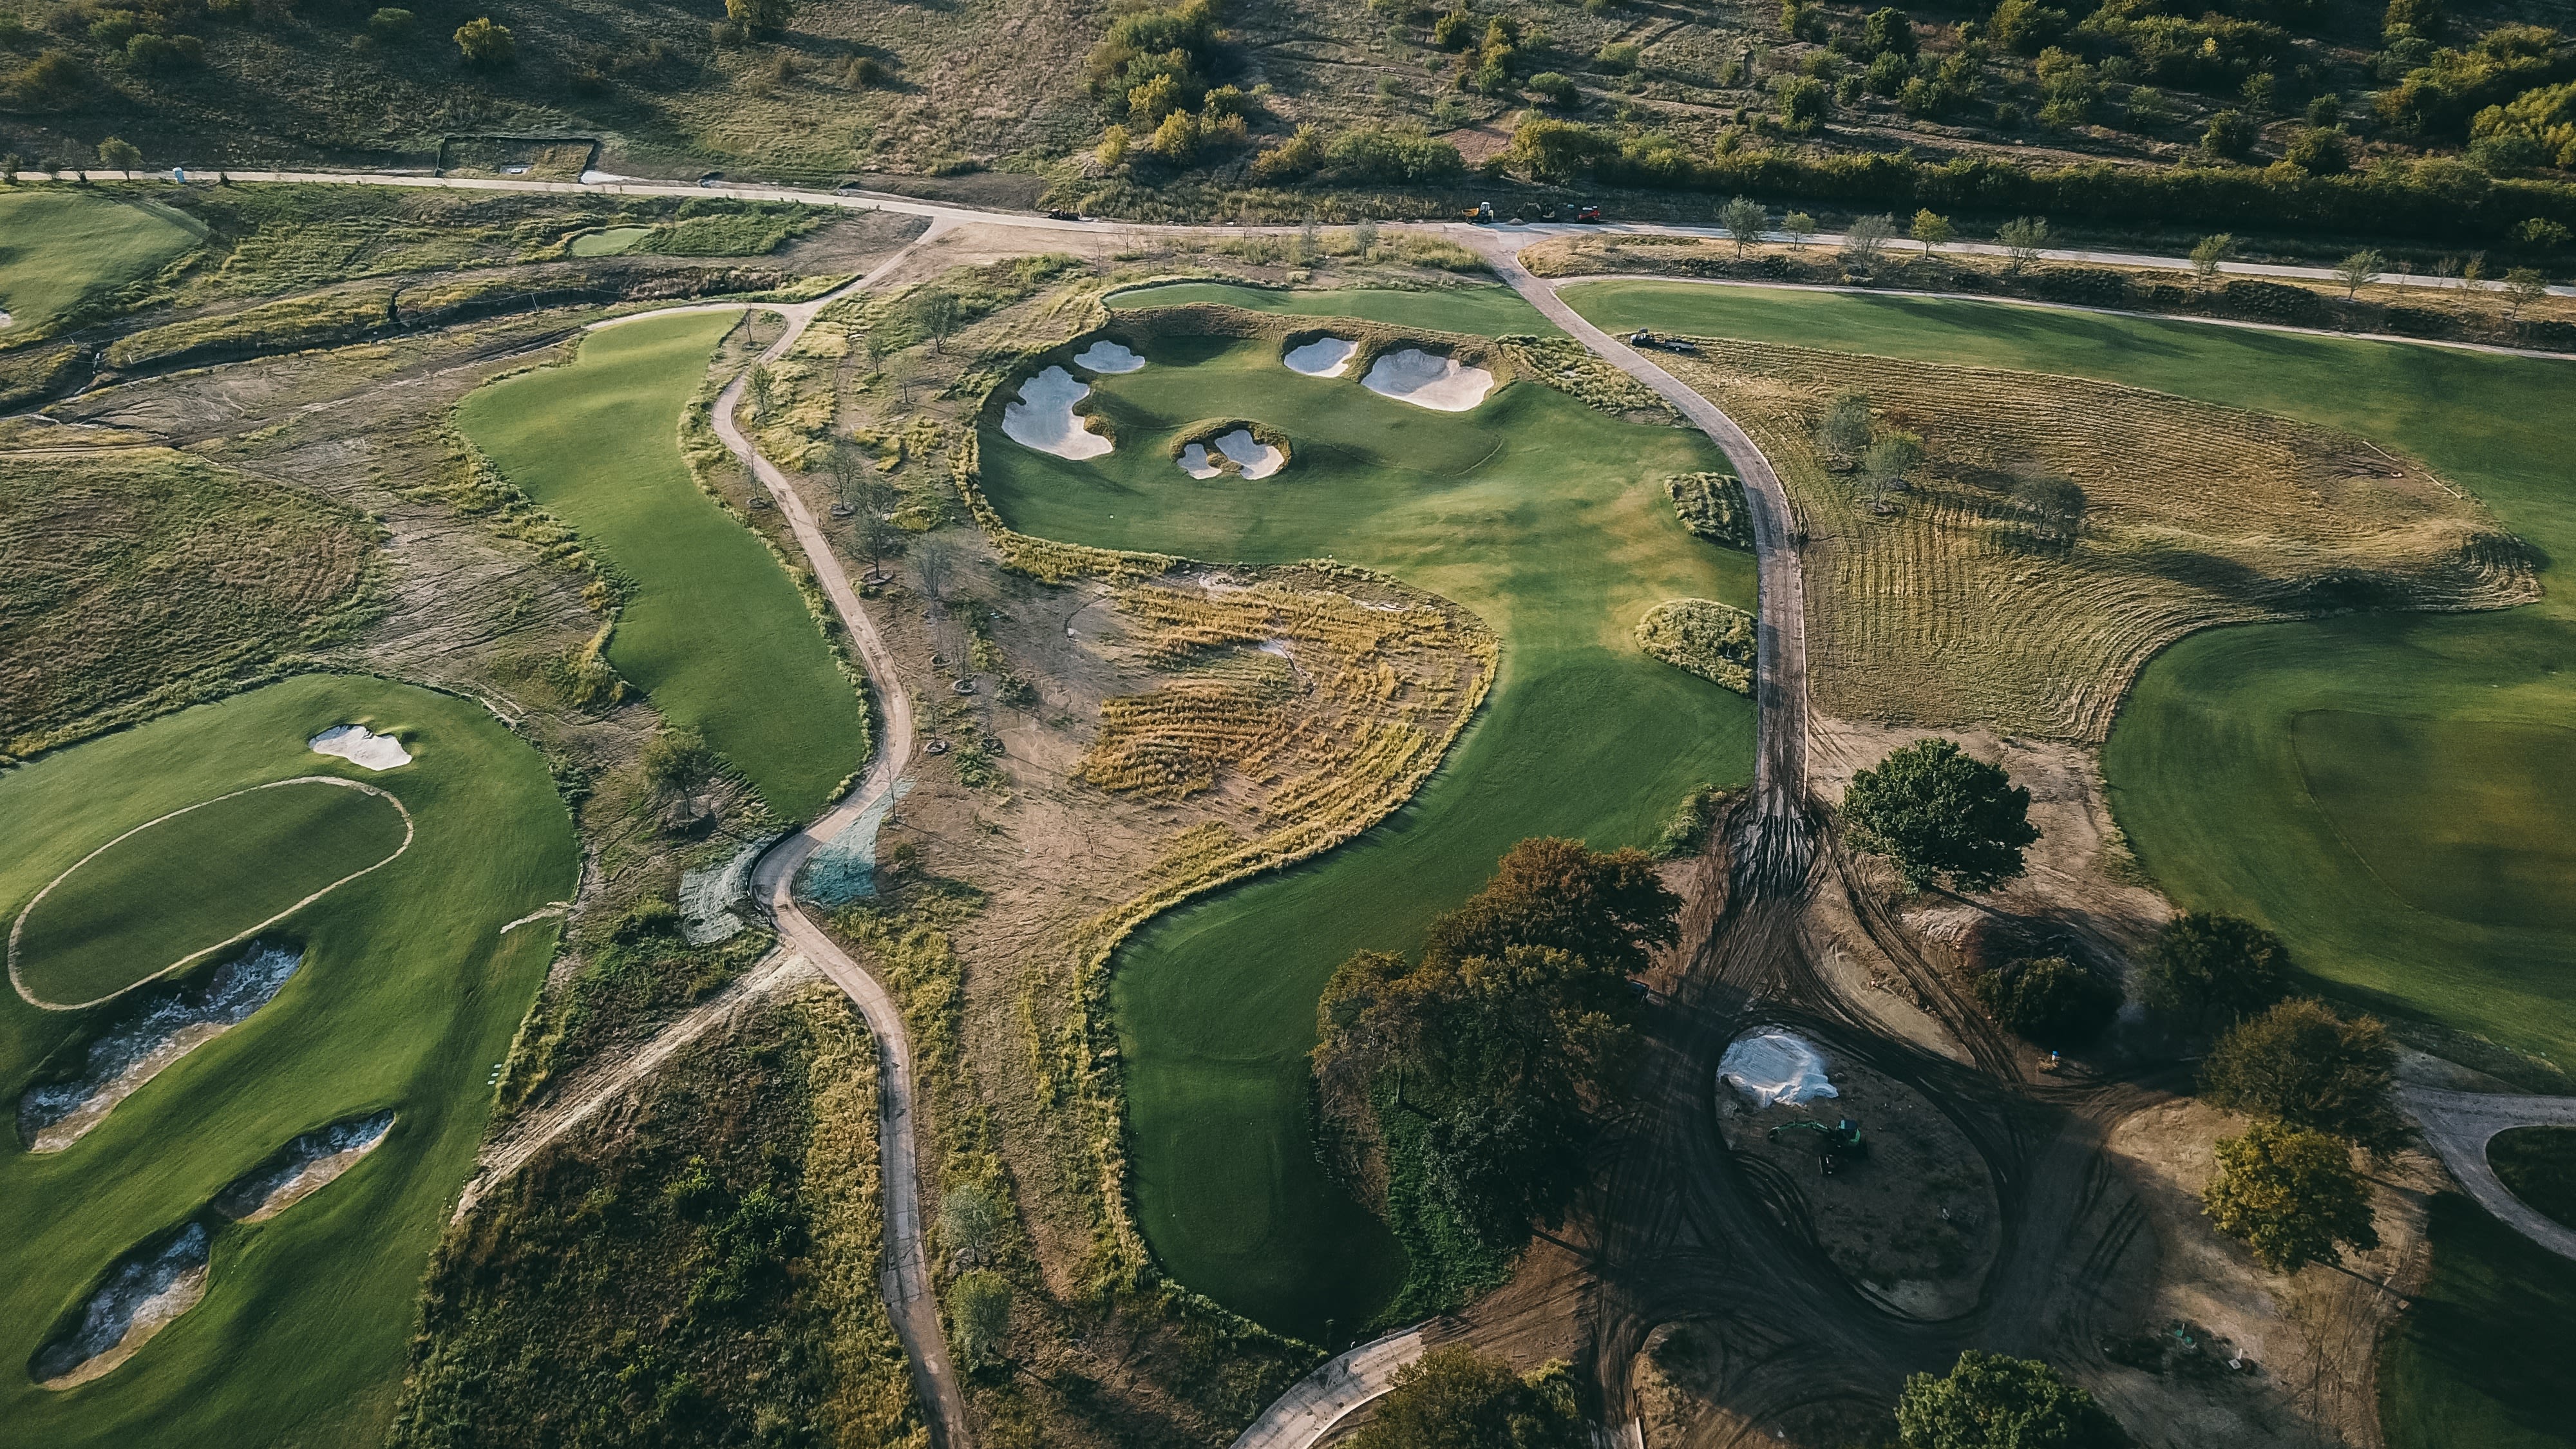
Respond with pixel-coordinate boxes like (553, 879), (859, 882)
(1895, 1350), (2121, 1448)
(1841, 212), (1898, 271)
(1422, 837), (1681, 978)
(1996, 214), (2049, 273)
(1909, 208), (1955, 251)
(2287, 126), (2351, 175)
(724, 0), (795, 33)
(1989, 0), (2069, 55)
(945, 1270), (1013, 1366)
(2204, 1120), (2378, 1273)
(453, 16), (514, 66)
(1719, 194), (1768, 256)
(1863, 6), (1917, 58)
(1842, 739), (2039, 893)
(2501, 267), (2547, 320)
(1783, 211), (1818, 248)
(1343, 1347), (1589, 1449)
(2141, 912), (2291, 1023)
(2202, 998), (2407, 1153)
(2201, 108), (2257, 159)
(1774, 74), (1828, 131)
(1973, 955), (2120, 1047)
(95, 136), (142, 169)
(907, 287), (960, 352)
(1149, 108), (1201, 162)
(938, 1184), (1001, 1265)
(2334, 247), (2386, 299)
(2188, 231), (2235, 288)
(2383, 0), (2444, 40)
(1862, 429), (1922, 488)
(1816, 390), (1873, 460)
(641, 725), (716, 792)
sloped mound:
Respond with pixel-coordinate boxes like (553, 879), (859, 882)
(1636, 599), (1756, 696)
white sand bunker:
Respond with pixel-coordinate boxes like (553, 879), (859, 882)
(32, 1224), (211, 1389)
(17, 942), (303, 1153)
(1002, 366), (1113, 460)
(1363, 348), (1495, 412)
(1283, 336), (1358, 377)
(214, 1110), (396, 1222)
(309, 724), (410, 770)
(1074, 339), (1146, 374)
(1718, 1029), (1840, 1110)
(1179, 430), (1287, 480)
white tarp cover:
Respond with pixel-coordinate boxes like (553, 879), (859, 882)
(1717, 1029), (1839, 1110)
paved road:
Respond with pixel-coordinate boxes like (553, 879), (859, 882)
(1227, 1325), (1437, 1449)
(2401, 1087), (2576, 1261)
(1472, 238), (1815, 893)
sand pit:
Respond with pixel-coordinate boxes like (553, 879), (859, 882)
(17, 942), (303, 1152)
(1074, 339), (1146, 374)
(1718, 1029), (1839, 1109)
(214, 1110), (396, 1222)
(308, 724), (410, 770)
(1177, 443), (1224, 480)
(1178, 430), (1287, 480)
(1002, 366), (1113, 460)
(1283, 336), (1358, 378)
(32, 1223), (211, 1389)
(1363, 348), (1495, 412)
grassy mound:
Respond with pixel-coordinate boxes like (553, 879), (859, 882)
(2490, 1127), (2576, 1234)
(0, 191), (203, 337)
(13, 779), (411, 1007)
(1635, 598), (1755, 696)
(457, 312), (867, 820)
(0, 674), (575, 1449)
(989, 290), (1753, 1338)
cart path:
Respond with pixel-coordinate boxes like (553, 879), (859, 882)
(2402, 1087), (2576, 1261)
(1226, 1323), (1448, 1449)
(1472, 236), (1815, 893)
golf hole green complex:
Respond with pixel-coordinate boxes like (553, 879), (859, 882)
(11, 779), (413, 1010)
(982, 287), (1756, 1341)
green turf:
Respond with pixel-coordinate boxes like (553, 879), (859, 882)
(0, 674), (574, 1448)
(14, 779), (412, 1006)
(1560, 278), (2576, 1070)
(0, 191), (205, 335)
(568, 225), (650, 256)
(978, 317), (1755, 1340)
(456, 312), (867, 819)
(2489, 1127), (2576, 1233)
(2379, 1192), (2576, 1449)
(1110, 281), (1562, 337)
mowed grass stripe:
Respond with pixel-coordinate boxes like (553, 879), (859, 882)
(981, 307), (1753, 1338)
(1560, 279), (2576, 1068)
(0, 675), (575, 1449)
(456, 312), (866, 819)
(14, 779), (411, 1006)
(0, 190), (205, 334)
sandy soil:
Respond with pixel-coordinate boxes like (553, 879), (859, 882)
(214, 1110), (396, 1222)
(1361, 348), (1495, 411)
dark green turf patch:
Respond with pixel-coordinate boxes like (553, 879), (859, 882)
(2379, 1192), (2576, 1449)
(2490, 1128), (2576, 1234)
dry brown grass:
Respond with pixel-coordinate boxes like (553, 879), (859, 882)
(1662, 339), (2539, 739)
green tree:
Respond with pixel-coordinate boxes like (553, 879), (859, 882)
(1989, 0), (2069, 55)
(1816, 390), (1873, 460)
(938, 1184), (1001, 1266)
(945, 1269), (1012, 1366)
(2202, 998), (2407, 1153)
(1973, 956), (2120, 1047)
(1783, 211), (1818, 248)
(1149, 107), (1201, 162)
(2334, 247), (2387, 299)
(1909, 208), (1955, 251)
(1343, 1347), (1589, 1449)
(725, 0), (796, 33)
(641, 725), (716, 792)
(2188, 231), (2235, 289)
(1774, 74), (1828, 131)
(2141, 912), (2292, 1024)
(1996, 214), (2049, 273)
(2201, 108), (2256, 160)
(95, 136), (142, 170)
(1841, 739), (2039, 893)
(2204, 1120), (2379, 1273)
(1719, 194), (1768, 256)
(1422, 837), (1681, 978)
(1895, 1350), (2121, 1448)
(907, 287), (960, 352)
(1841, 212), (1898, 271)
(2287, 126), (2351, 175)
(1864, 6), (1917, 57)
(2501, 267), (2547, 320)
(453, 16), (514, 66)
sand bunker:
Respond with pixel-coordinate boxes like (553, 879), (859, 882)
(213, 1110), (396, 1222)
(17, 942), (303, 1153)
(308, 724), (410, 770)
(32, 1224), (210, 1389)
(1718, 1029), (1840, 1110)
(1177, 443), (1224, 480)
(1074, 339), (1146, 374)
(1177, 430), (1287, 480)
(1001, 366), (1113, 460)
(1363, 348), (1495, 412)
(1283, 336), (1357, 377)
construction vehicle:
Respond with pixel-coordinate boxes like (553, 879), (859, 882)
(1466, 201), (1495, 222)
(1768, 1117), (1868, 1175)
(1575, 202), (1602, 222)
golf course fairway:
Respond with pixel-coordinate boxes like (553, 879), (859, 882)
(981, 289), (1757, 1339)
(0, 674), (574, 1447)
(1562, 278), (2576, 1070)
(0, 190), (205, 335)
(456, 311), (867, 820)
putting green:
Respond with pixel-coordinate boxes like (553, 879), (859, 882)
(568, 226), (650, 256)
(13, 779), (412, 1008)
(989, 294), (1754, 1340)
(457, 312), (867, 819)
(0, 190), (204, 335)
(2291, 712), (2576, 933)
(0, 674), (574, 1448)
(1560, 278), (2576, 1068)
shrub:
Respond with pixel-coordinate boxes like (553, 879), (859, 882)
(1345, 1349), (1588, 1449)
(6, 50), (88, 108)
(122, 32), (200, 70)
(95, 135), (142, 169)
(945, 1270), (1012, 1367)
(366, 7), (417, 41)
(1323, 123), (1465, 182)
(1595, 40), (1640, 71)
(1973, 955), (2121, 1046)
(1528, 70), (1578, 107)
(2202, 108), (2257, 159)
(1774, 74), (1828, 131)
(2201, 998), (2407, 1153)
(724, 0), (794, 33)
(1990, 0), (2069, 55)
(1895, 1350), (2121, 1448)
(1148, 108), (1200, 162)
(1866, 51), (1911, 96)
(2288, 126), (2352, 175)
(1864, 6), (1917, 57)
(453, 16), (513, 66)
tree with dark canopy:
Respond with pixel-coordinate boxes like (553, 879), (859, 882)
(1343, 1346), (1589, 1449)
(1895, 1350), (2122, 1448)
(2202, 998), (2407, 1155)
(2204, 1120), (2380, 1273)
(1842, 739), (2039, 893)
(2141, 911), (2294, 1025)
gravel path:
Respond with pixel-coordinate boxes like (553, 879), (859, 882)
(2401, 1086), (2576, 1261)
